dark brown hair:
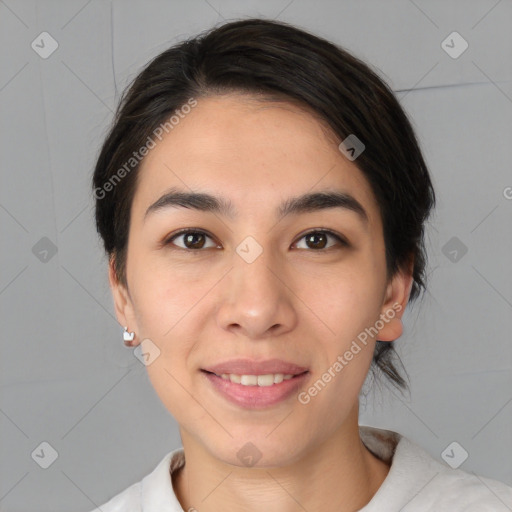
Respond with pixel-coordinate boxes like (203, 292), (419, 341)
(92, 18), (436, 393)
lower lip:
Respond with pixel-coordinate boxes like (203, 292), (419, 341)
(201, 370), (309, 409)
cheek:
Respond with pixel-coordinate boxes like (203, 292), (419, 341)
(302, 276), (380, 405)
(129, 253), (212, 372)
(136, 270), (203, 421)
(129, 251), (204, 336)
(296, 263), (384, 341)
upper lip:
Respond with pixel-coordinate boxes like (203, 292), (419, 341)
(202, 358), (309, 376)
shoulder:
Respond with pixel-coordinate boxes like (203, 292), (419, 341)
(87, 481), (141, 512)
(412, 465), (512, 511)
(389, 434), (512, 510)
(86, 448), (184, 512)
(360, 426), (512, 511)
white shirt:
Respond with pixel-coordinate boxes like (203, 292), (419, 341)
(89, 425), (512, 511)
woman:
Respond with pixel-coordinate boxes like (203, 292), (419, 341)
(90, 18), (512, 512)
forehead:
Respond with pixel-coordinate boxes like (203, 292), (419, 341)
(132, 94), (380, 228)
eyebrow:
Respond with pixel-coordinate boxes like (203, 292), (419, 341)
(144, 186), (369, 225)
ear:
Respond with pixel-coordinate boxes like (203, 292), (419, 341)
(376, 258), (414, 342)
(108, 256), (140, 346)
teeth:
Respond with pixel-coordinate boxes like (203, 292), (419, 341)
(218, 373), (296, 386)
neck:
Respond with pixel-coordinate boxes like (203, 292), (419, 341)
(172, 410), (390, 512)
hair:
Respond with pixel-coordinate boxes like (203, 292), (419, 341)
(92, 18), (435, 394)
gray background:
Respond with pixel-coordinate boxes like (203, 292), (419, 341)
(1, 0), (511, 511)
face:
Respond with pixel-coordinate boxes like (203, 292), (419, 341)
(110, 94), (412, 467)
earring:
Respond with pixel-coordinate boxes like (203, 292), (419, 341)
(123, 326), (135, 346)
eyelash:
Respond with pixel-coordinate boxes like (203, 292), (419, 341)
(162, 228), (349, 252)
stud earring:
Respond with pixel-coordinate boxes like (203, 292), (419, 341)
(123, 326), (135, 346)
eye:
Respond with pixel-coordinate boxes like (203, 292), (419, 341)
(162, 228), (348, 252)
(293, 230), (348, 250)
(164, 229), (219, 250)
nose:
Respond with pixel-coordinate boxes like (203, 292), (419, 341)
(215, 243), (298, 340)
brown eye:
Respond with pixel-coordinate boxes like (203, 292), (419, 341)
(305, 232), (328, 249)
(294, 230), (347, 250)
(166, 230), (217, 250)
(163, 229), (347, 252)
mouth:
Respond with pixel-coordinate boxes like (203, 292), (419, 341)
(200, 369), (310, 409)
(201, 358), (309, 377)
(201, 369), (309, 386)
